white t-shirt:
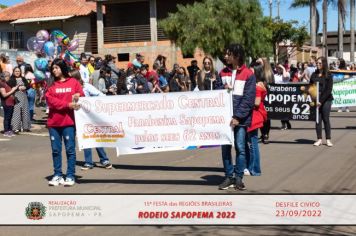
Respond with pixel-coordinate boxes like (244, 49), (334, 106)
(231, 69), (237, 87)
(306, 66), (316, 78)
(79, 64), (90, 84)
(274, 73), (290, 84)
(222, 69), (236, 88)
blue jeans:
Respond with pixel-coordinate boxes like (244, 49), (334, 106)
(27, 88), (36, 120)
(246, 129), (261, 176)
(83, 148), (109, 166)
(221, 126), (247, 179)
(48, 126), (76, 179)
(221, 145), (234, 177)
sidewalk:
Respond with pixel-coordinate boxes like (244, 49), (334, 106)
(0, 106), (48, 134)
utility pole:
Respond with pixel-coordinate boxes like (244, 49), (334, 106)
(269, 0), (273, 18)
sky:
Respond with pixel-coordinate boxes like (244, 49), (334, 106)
(0, 0), (348, 32)
(261, 0), (347, 32)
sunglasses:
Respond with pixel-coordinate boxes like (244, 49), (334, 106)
(204, 62), (211, 65)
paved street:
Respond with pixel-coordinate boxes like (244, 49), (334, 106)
(0, 108), (356, 235)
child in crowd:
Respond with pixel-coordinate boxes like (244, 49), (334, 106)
(45, 59), (84, 187)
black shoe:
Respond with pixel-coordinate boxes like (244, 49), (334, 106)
(81, 163), (94, 171)
(218, 177), (235, 190)
(262, 135), (269, 144)
(235, 177), (246, 190)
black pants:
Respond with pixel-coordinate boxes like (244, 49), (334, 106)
(316, 100), (332, 139)
(260, 119), (271, 137)
(281, 120), (291, 129)
(3, 105), (14, 132)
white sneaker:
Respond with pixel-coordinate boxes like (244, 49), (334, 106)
(326, 140), (333, 147)
(48, 176), (65, 186)
(346, 109), (350, 112)
(64, 177), (75, 187)
(313, 139), (322, 146)
(244, 168), (251, 176)
(337, 109), (343, 112)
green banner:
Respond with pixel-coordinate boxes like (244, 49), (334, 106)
(331, 71), (356, 108)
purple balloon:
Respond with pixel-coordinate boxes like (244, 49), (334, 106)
(27, 37), (39, 52)
(36, 30), (50, 41)
(67, 39), (80, 51)
(27, 36), (46, 53)
(34, 40), (46, 53)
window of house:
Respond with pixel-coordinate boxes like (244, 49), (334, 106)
(118, 53), (130, 62)
(182, 52), (194, 59)
(0, 32), (25, 49)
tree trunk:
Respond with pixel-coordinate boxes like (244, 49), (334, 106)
(274, 43), (279, 64)
(323, 0), (328, 58)
(351, 0), (355, 62)
(310, 0), (317, 47)
(338, 2), (344, 58)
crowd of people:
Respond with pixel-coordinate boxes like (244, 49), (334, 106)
(0, 44), (338, 189)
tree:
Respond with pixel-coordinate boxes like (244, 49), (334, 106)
(0, 4), (7, 9)
(159, 0), (272, 59)
(290, 0), (318, 47)
(265, 18), (309, 63)
(291, 1), (347, 58)
(337, 0), (347, 57)
(351, 0), (355, 62)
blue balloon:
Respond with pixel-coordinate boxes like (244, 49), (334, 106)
(57, 46), (63, 55)
(34, 70), (46, 82)
(43, 41), (55, 57)
(34, 58), (48, 72)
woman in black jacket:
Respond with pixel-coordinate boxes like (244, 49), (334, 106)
(310, 57), (334, 147)
(8, 67), (31, 133)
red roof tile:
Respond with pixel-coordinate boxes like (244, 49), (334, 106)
(0, 0), (96, 22)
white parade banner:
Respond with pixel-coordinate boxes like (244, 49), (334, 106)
(1, 195), (356, 225)
(75, 90), (233, 151)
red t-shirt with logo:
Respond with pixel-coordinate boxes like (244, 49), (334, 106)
(45, 78), (84, 128)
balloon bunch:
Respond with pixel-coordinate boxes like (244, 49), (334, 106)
(27, 29), (81, 69)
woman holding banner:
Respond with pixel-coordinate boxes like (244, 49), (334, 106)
(310, 57), (334, 147)
(69, 69), (113, 170)
(196, 57), (221, 91)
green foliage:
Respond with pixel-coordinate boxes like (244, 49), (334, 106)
(159, 0), (272, 59)
(290, 0), (314, 9)
(0, 4), (7, 9)
(265, 18), (309, 47)
(264, 18), (309, 62)
(159, 0), (309, 61)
